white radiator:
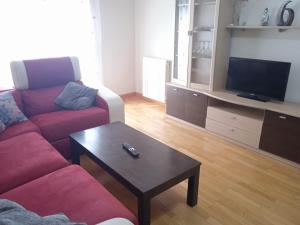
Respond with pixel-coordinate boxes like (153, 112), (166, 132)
(142, 57), (170, 103)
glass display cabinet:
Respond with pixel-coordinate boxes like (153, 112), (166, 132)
(172, 0), (217, 91)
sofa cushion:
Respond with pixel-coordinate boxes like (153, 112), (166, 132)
(0, 132), (69, 194)
(95, 95), (109, 111)
(21, 85), (65, 117)
(1, 165), (138, 225)
(11, 90), (24, 112)
(30, 107), (109, 142)
(0, 91), (27, 126)
(23, 57), (77, 90)
(51, 138), (71, 159)
(55, 82), (98, 110)
(21, 82), (85, 117)
(0, 120), (40, 142)
(0, 121), (5, 134)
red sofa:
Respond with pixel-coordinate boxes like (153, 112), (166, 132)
(0, 132), (137, 225)
(0, 57), (137, 224)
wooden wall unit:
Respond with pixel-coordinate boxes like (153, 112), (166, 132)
(166, 83), (300, 164)
(167, 0), (300, 164)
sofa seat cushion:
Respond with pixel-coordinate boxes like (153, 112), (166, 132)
(0, 121), (5, 134)
(30, 107), (109, 142)
(1, 165), (138, 225)
(21, 85), (65, 117)
(51, 138), (71, 159)
(21, 81), (84, 117)
(0, 120), (41, 142)
(0, 132), (69, 194)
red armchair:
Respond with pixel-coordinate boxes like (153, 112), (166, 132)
(2, 56), (124, 158)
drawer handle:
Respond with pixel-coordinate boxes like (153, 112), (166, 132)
(279, 115), (287, 120)
(193, 93), (198, 97)
(172, 88), (177, 91)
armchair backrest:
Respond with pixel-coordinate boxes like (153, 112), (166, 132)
(10, 57), (82, 117)
(10, 57), (81, 90)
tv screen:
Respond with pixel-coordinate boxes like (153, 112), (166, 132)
(226, 57), (291, 101)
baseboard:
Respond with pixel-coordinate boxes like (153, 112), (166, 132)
(121, 92), (165, 106)
(120, 92), (140, 98)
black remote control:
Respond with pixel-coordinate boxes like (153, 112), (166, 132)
(122, 143), (140, 158)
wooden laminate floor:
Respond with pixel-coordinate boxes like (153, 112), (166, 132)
(81, 94), (300, 225)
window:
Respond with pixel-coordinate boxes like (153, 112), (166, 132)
(0, 0), (101, 89)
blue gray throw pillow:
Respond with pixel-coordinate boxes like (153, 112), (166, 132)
(0, 199), (86, 225)
(55, 82), (98, 110)
(0, 91), (27, 126)
(0, 120), (5, 133)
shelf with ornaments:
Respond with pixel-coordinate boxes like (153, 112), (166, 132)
(226, 24), (300, 32)
(230, 0), (299, 32)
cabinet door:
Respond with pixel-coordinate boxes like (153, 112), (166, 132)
(260, 111), (300, 163)
(189, 0), (217, 91)
(184, 89), (208, 127)
(166, 86), (185, 120)
(173, 0), (192, 86)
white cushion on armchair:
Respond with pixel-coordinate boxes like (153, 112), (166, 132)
(97, 85), (125, 123)
(96, 218), (134, 225)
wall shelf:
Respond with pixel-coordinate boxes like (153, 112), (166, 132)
(195, 1), (216, 6)
(177, 1), (216, 7)
(194, 26), (214, 32)
(192, 56), (212, 59)
(226, 25), (300, 32)
(177, 4), (190, 7)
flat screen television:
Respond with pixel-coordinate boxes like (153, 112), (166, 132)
(226, 57), (291, 102)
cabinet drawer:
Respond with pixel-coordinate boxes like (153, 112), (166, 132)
(206, 118), (260, 148)
(207, 106), (263, 134)
(263, 111), (300, 129)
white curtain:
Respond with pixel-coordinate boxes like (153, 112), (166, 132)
(0, 0), (102, 89)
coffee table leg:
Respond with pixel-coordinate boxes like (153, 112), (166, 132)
(70, 139), (81, 165)
(187, 166), (200, 206)
(138, 196), (151, 225)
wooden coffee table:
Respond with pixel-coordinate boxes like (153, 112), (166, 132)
(70, 122), (201, 225)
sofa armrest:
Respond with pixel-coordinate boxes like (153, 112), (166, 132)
(96, 218), (134, 225)
(97, 85), (124, 123)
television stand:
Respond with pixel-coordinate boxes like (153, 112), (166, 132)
(237, 93), (271, 102)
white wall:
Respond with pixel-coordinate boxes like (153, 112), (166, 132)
(134, 0), (175, 93)
(99, 0), (135, 95)
(231, 0), (300, 103)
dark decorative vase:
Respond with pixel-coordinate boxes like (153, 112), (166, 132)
(277, 1), (295, 26)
